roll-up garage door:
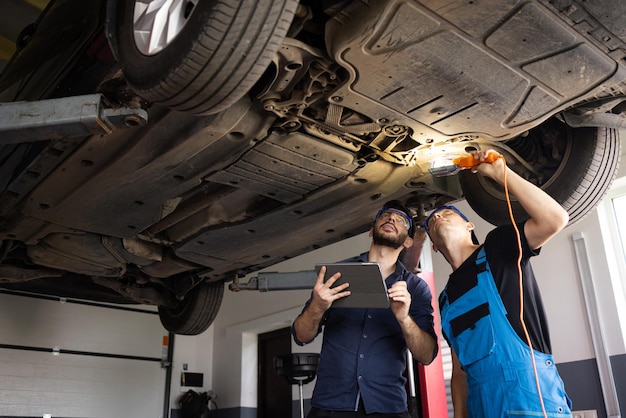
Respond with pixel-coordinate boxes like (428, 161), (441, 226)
(0, 290), (168, 418)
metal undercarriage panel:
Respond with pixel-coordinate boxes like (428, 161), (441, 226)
(326, 0), (624, 143)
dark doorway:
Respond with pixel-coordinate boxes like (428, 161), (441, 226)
(258, 327), (292, 418)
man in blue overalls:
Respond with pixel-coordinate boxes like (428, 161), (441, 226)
(424, 150), (572, 417)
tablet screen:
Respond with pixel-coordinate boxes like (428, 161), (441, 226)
(316, 262), (389, 308)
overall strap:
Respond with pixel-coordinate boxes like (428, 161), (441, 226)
(476, 246), (487, 269)
(474, 246), (507, 317)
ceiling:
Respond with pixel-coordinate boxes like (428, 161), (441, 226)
(0, 0), (49, 74)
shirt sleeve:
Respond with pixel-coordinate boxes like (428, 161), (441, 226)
(485, 221), (539, 261)
(407, 272), (439, 359)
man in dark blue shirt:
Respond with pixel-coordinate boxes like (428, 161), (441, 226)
(292, 200), (438, 417)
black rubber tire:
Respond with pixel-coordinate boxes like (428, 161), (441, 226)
(460, 122), (621, 226)
(158, 281), (224, 335)
(108, 0), (297, 114)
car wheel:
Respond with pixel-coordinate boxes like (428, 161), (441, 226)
(158, 281), (224, 335)
(107, 0), (297, 114)
(459, 120), (621, 226)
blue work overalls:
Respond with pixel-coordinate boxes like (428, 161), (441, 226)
(440, 248), (572, 417)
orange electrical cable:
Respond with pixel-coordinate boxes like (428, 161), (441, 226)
(501, 156), (548, 418)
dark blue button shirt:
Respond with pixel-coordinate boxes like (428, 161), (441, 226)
(292, 253), (437, 414)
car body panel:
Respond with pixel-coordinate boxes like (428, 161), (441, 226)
(326, 0), (624, 143)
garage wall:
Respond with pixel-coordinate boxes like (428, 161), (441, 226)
(170, 329), (215, 407)
(0, 292), (169, 418)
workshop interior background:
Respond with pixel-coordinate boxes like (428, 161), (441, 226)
(1, 1), (626, 418)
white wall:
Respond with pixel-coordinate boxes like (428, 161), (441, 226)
(171, 328), (215, 400)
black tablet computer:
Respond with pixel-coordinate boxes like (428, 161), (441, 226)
(315, 262), (389, 308)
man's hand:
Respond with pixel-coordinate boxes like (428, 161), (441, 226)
(310, 265), (351, 312)
(390, 280), (437, 364)
(388, 280), (411, 321)
(468, 148), (568, 250)
(470, 149), (505, 182)
(292, 265), (350, 344)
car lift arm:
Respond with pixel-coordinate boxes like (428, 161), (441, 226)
(0, 93), (148, 144)
(229, 270), (317, 292)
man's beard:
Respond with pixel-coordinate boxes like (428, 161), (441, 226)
(372, 225), (406, 249)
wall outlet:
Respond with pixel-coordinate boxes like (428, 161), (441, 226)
(572, 410), (598, 418)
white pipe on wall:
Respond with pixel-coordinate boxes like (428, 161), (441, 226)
(572, 232), (621, 418)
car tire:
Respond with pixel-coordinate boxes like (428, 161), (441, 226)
(107, 0), (297, 114)
(459, 122), (621, 226)
(158, 281), (224, 335)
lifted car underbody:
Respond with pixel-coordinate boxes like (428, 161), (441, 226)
(0, 0), (622, 333)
